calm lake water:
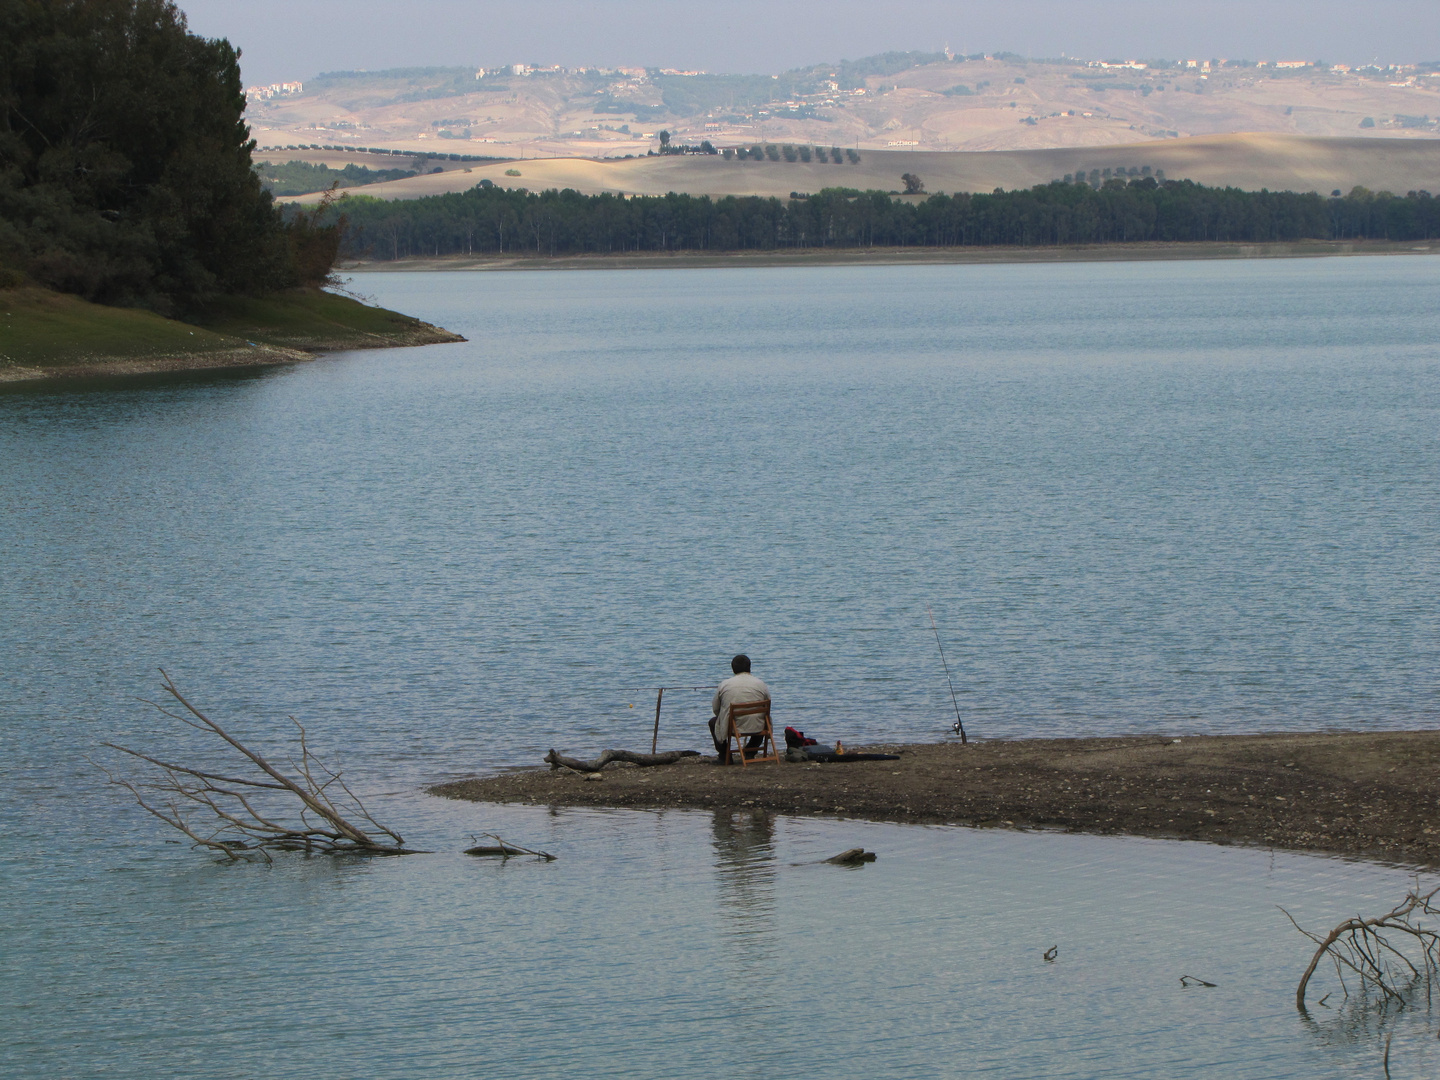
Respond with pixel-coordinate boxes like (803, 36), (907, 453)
(2, 258), (1439, 1077)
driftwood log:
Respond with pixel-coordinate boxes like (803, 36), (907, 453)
(545, 748), (699, 773)
(1285, 885), (1440, 1010)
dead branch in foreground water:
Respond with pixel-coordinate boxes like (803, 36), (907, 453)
(1285, 885), (1440, 1011)
(545, 748), (700, 773)
(825, 848), (877, 865)
(101, 671), (418, 861)
(464, 833), (556, 860)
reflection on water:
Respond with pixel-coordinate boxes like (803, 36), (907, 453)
(0, 361), (279, 397)
(713, 809), (778, 928)
(1300, 974), (1440, 1058)
(712, 808), (781, 1007)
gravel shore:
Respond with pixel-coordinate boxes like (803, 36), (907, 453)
(432, 731), (1440, 867)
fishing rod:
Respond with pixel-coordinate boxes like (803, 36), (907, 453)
(615, 685), (716, 754)
(928, 605), (967, 743)
(608, 686), (715, 694)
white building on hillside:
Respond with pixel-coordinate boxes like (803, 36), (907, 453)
(245, 81), (302, 101)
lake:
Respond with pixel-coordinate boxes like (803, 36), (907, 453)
(1, 257), (1438, 1077)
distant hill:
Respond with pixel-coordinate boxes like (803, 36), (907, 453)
(245, 52), (1440, 162)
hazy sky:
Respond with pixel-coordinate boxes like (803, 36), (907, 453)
(179, 0), (1440, 86)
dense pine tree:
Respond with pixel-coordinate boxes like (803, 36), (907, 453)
(0, 0), (332, 312)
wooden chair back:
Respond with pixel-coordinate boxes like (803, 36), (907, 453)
(725, 699), (780, 766)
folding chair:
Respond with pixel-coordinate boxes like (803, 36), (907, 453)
(725, 699), (780, 766)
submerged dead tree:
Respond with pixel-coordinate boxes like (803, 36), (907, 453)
(1285, 885), (1440, 1010)
(102, 671), (415, 861)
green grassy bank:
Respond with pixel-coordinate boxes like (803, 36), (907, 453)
(0, 286), (463, 384)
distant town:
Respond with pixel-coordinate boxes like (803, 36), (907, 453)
(247, 55), (1439, 106)
(243, 49), (1440, 161)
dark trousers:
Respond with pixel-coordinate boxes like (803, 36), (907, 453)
(710, 717), (763, 763)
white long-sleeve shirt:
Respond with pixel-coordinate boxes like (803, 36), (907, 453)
(711, 672), (772, 735)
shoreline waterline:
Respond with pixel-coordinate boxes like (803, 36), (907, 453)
(0, 285), (464, 386)
(344, 238), (1439, 273)
(431, 730), (1440, 868)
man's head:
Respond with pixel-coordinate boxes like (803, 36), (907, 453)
(731, 653), (751, 674)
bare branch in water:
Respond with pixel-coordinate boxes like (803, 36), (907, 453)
(1286, 885), (1440, 1011)
(463, 834), (556, 861)
(100, 671), (419, 860)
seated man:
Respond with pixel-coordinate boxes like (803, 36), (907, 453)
(709, 654), (771, 764)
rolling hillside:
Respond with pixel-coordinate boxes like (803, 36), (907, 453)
(284, 134), (1440, 203)
(248, 53), (1440, 165)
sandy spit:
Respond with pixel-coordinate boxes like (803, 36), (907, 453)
(432, 731), (1440, 867)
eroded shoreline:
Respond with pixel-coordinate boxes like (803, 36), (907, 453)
(432, 730), (1440, 867)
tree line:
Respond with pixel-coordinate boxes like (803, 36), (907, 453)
(326, 177), (1440, 260)
(258, 160), (419, 197)
(721, 144), (860, 163)
(261, 143), (498, 164)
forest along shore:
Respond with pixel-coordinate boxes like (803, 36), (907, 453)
(432, 730), (1440, 867)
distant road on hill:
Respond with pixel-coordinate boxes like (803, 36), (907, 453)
(285, 134), (1440, 204)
